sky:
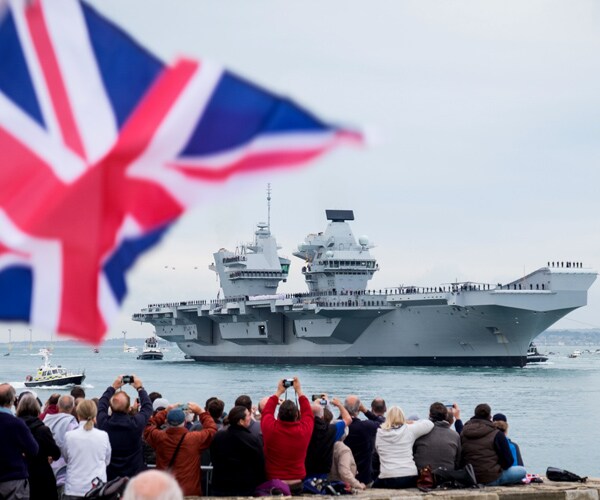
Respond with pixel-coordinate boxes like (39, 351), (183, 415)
(5, 0), (600, 342)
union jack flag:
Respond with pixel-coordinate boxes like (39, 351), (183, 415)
(0, 0), (362, 343)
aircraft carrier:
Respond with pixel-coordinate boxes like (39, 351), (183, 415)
(132, 203), (596, 367)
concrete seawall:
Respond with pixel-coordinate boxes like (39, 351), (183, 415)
(190, 478), (600, 500)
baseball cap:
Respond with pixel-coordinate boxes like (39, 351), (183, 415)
(167, 408), (185, 426)
(492, 413), (507, 422)
(152, 398), (169, 412)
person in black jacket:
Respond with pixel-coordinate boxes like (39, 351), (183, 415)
(97, 375), (153, 480)
(210, 405), (265, 496)
(16, 394), (61, 500)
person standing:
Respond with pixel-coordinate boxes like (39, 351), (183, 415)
(0, 383), (39, 499)
(44, 395), (79, 496)
(63, 400), (111, 499)
(16, 395), (61, 500)
(97, 375), (152, 480)
(144, 402), (217, 496)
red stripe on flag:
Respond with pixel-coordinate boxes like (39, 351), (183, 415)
(26, 1), (86, 159)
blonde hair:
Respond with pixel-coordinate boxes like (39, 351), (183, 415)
(381, 406), (405, 430)
(77, 399), (97, 431)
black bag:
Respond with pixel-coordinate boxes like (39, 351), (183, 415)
(432, 464), (479, 489)
(546, 467), (587, 483)
(84, 476), (129, 499)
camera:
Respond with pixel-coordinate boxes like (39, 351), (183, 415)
(445, 404), (454, 408)
(320, 398), (328, 406)
(282, 378), (294, 388)
(178, 404), (189, 411)
(311, 394), (326, 401)
(122, 375), (134, 384)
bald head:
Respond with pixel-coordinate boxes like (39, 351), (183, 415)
(58, 395), (75, 413)
(311, 401), (324, 418)
(110, 391), (130, 413)
(344, 395), (360, 417)
(122, 469), (183, 500)
(0, 383), (16, 408)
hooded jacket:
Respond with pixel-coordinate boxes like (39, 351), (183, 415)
(44, 411), (78, 485)
(375, 420), (434, 479)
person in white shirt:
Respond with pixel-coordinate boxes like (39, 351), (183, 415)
(373, 406), (434, 489)
(63, 400), (111, 499)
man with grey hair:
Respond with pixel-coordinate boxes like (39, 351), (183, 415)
(122, 469), (183, 500)
(343, 395), (381, 485)
(0, 383), (39, 499)
(44, 394), (78, 496)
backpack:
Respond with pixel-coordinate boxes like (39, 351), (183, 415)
(254, 479), (292, 497)
(546, 467), (587, 483)
(84, 476), (129, 499)
(303, 477), (352, 495)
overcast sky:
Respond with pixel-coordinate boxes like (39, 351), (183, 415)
(9, 0), (600, 342)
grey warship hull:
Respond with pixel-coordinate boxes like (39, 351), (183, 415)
(133, 268), (595, 367)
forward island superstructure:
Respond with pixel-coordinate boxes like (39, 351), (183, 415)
(132, 207), (596, 367)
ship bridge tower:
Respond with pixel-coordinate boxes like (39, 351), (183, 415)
(209, 186), (290, 298)
(293, 210), (378, 294)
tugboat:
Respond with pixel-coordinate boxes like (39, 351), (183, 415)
(25, 349), (85, 387)
(526, 343), (548, 364)
(137, 337), (164, 360)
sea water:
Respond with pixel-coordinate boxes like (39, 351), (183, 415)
(1, 341), (598, 477)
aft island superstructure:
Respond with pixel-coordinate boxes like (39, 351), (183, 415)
(132, 209), (596, 367)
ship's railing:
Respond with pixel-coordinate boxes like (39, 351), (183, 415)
(137, 277), (560, 315)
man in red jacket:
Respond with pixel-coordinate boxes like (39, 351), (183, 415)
(261, 377), (314, 494)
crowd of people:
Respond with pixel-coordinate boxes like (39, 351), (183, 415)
(0, 376), (527, 499)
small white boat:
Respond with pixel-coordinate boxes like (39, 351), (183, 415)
(25, 349), (85, 387)
(568, 350), (582, 358)
(137, 337), (164, 360)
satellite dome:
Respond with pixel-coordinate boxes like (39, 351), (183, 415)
(358, 236), (369, 246)
(325, 250), (334, 258)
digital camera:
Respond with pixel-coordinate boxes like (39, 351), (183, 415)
(122, 375), (134, 384)
(283, 378), (294, 388)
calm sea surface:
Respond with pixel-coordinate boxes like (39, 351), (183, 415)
(1, 340), (598, 477)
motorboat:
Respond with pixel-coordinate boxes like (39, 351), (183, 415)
(568, 350), (582, 358)
(526, 343), (548, 363)
(137, 337), (164, 360)
(25, 349), (85, 387)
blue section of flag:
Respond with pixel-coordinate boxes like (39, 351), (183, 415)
(180, 71), (330, 156)
(0, 267), (32, 320)
(103, 225), (171, 304)
(0, 12), (45, 127)
(81, 2), (163, 129)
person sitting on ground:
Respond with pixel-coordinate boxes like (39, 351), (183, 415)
(97, 375), (153, 480)
(367, 397), (387, 423)
(261, 377), (314, 495)
(122, 469), (183, 500)
(330, 427), (366, 490)
(17, 394), (61, 500)
(413, 402), (461, 471)
(63, 400), (111, 499)
(343, 395), (381, 485)
(210, 405), (266, 496)
(305, 396), (352, 478)
(373, 406), (434, 489)
(144, 402), (217, 496)
(0, 383), (39, 500)
(44, 395), (79, 497)
(235, 394), (261, 438)
(460, 404), (526, 485)
(492, 414), (524, 468)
